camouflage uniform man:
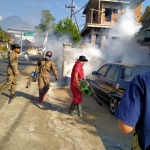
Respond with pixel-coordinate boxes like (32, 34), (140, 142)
(35, 51), (58, 103)
(0, 44), (20, 98)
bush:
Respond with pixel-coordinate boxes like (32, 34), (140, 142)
(0, 45), (2, 50)
(2, 45), (8, 51)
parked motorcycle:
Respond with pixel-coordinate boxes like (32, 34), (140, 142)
(24, 54), (29, 61)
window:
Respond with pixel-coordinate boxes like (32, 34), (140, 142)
(132, 66), (139, 77)
(113, 67), (120, 80)
(113, 9), (118, 14)
(98, 64), (110, 77)
(123, 67), (132, 81)
(106, 65), (119, 79)
(93, 13), (96, 22)
(105, 8), (112, 22)
(139, 66), (150, 73)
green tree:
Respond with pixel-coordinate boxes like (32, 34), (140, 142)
(34, 10), (55, 33)
(55, 17), (81, 45)
(0, 26), (10, 42)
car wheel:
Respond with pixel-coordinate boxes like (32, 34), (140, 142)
(110, 98), (118, 115)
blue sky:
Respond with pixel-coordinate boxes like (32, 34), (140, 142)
(0, 0), (149, 30)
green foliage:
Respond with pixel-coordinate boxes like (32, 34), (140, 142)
(55, 17), (81, 45)
(34, 10), (55, 34)
(2, 45), (8, 51)
(34, 26), (43, 34)
(0, 30), (10, 42)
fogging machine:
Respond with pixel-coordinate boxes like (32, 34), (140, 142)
(26, 71), (38, 88)
(78, 79), (92, 96)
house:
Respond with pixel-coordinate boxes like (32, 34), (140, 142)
(81, 0), (144, 48)
(7, 28), (35, 52)
(135, 6), (150, 47)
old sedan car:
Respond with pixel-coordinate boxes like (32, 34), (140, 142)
(86, 63), (150, 115)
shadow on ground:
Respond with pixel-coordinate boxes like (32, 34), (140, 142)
(0, 82), (132, 150)
(51, 88), (133, 150)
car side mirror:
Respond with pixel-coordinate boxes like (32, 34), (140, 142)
(92, 71), (98, 75)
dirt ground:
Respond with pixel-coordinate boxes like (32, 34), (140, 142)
(0, 65), (133, 150)
(50, 87), (133, 150)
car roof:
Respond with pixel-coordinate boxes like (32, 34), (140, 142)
(105, 63), (150, 67)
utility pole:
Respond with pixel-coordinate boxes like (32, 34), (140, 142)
(65, 0), (75, 18)
(65, 0), (80, 32)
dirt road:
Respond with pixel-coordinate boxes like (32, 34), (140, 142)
(0, 65), (133, 150)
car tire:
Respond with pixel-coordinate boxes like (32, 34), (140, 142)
(109, 98), (118, 115)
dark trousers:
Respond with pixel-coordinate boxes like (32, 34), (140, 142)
(68, 102), (82, 115)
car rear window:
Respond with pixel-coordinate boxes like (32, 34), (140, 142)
(139, 66), (150, 73)
(123, 65), (150, 81)
(132, 66), (139, 77)
(123, 67), (132, 81)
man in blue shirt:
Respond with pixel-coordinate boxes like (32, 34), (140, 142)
(115, 71), (150, 150)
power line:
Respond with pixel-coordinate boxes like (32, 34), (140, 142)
(72, 3), (88, 16)
(65, 0), (80, 33)
(65, 0), (75, 18)
(72, 9), (80, 32)
(79, 24), (85, 27)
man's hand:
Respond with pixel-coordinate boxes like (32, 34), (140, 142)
(15, 72), (20, 76)
(55, 77), (59, 81)
(118, 120), (134, 134)
(35, 66), (38, 72)
(76, 82), (80, 88)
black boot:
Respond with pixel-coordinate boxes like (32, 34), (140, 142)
(10, 93), (16, 99)
(68, 103), (77, 116)
(77, 103), (82, 117)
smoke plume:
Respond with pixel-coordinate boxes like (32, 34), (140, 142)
(43, 8), (150, 87)
(104, 8), (150, 65)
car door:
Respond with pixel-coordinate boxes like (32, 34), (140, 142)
(118, 66), (138, 97)
(90, 64), (110, 96)
(100, 65), (120, 100)
(96, 64), (111, 97)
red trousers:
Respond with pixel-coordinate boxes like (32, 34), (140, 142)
(71, 86), (83, 104)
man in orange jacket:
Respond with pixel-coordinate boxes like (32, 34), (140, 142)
(68, 56), (88, 116)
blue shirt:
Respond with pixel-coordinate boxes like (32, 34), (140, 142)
(115, 71), (150, 150)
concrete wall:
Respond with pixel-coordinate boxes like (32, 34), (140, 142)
(62, 43), (72, 86)
(101, 2), (125, 26)
(133, 3), (143, 23)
